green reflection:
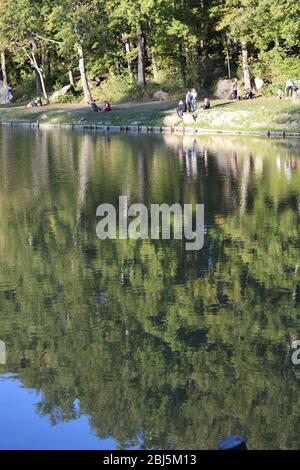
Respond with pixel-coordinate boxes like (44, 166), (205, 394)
(0, 129), (300, 450)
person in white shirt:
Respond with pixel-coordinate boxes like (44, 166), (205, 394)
(286, 79), (296, 97)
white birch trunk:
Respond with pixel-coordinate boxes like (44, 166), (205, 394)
(77, 44), (92, 103)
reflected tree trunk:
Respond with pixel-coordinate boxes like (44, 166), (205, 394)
(138, 148), (146, 203)
(77, 134), (91, 222)
(240, 155), (251, 213)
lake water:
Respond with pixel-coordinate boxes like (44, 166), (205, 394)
(0, 128), (300, 450)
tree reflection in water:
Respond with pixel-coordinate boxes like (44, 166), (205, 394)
(0, 129), (300, 449)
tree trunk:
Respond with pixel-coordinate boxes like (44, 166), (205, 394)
(31, 50), (48, 101)
(242, 42), (251, 90)
(1, 48), (8, 89)
(124, 40), (132, 79)
(77, 44), (92, 103)
(226, 49), (231, 79)
(35, 69), (43, 95)
(30, 41), (45, 98)
(137, 31), (146, 89)
(226, 35), (232, 79)
(179, 45), (187, 86)
(151, 50), (158, 81)
(69, 69), (75, 88)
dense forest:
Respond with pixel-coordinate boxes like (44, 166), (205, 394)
(0, 0), (300, 103)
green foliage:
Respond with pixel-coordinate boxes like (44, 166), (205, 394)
(90, 71), (189, 104)
(54, 92), (80, 104)
(0, 0), (299, 102)
(91, 74), (138, 104)
(13, 76), (37, 101)
(254, 48), (300, 87)
(216, 1), (300, 88)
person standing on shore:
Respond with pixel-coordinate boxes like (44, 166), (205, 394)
(285, 79), (296, 97)
(232, 79), (238, 100)
(5, 84), (13, 104)
(191, 88), (198, 112)
(186, 90), (192, 112)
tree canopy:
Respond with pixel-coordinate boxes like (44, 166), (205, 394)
(0, 0), (299, 103)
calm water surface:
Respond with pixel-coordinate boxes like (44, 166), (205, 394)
(0, 128), (300, 449)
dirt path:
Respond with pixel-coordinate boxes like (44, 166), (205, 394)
(1, 100), (177, 113)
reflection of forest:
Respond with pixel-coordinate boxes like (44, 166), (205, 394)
(0, 129), (300, 449)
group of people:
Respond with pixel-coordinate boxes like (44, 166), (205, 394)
(185, 88), (198, 112)
(231, 77), (298, 101)
(177, 89), (211, 118)
(25, 96), (44, 108)
(91, 100), (112, 112)
(231, 78), (255, 101)
(9, 76), (299, 122)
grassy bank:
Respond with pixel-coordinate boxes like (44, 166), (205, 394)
(0, 98), (299, 133)
(187, 98), (300, 132)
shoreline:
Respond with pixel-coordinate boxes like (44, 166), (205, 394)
(1, 98), (300, 137)
(1, 120), (300, 139)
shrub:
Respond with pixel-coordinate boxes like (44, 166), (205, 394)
(91, 74), (137, 104)
(254, 48), (300, 91)
(55, 92), (81, 104)
(13, 75), (36, 102)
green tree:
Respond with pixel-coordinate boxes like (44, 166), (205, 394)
(47, 0), (108, 103)
(0, 0), (53, 99)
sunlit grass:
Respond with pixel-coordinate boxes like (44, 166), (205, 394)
(0, 97), (299, 132)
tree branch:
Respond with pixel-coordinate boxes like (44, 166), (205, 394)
(30, 32), (62, 45)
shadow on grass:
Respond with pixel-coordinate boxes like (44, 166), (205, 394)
(211, 101), (235, 110)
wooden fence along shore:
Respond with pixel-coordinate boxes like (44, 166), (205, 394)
(1, 121), (300, 139)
